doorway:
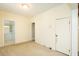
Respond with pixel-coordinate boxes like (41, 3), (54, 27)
(4, 20), (15, 46)
(32, 23), (35, 41)
(55, 17), (71, 55)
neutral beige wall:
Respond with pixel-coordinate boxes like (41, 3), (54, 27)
(33, 4), (71, 50)
(0, 11), (32, 47)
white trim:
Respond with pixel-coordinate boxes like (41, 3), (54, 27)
(71, 8), (78, 56)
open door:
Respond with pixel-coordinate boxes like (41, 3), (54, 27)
(55, 17), (71, 55)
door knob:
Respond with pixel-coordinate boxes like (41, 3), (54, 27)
(56, 34), (58, 37)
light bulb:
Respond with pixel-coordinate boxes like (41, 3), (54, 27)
(18, 3), (32, 9)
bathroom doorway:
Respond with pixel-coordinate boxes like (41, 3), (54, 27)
(4, 20), (15, 46)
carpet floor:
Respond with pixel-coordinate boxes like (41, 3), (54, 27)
(0, 41), (67, 56)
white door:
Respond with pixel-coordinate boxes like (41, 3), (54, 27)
(55, 17), (71, 55)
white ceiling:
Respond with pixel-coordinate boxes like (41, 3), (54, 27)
(0, 3), (62, 17)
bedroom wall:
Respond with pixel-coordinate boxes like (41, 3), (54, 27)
(33, 4), (71, 50)
(0, 10), (32, 47)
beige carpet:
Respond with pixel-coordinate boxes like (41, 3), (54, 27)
(0, 41), (67, 56)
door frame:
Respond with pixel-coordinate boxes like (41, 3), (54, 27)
(32, 22), (35, 41)
(71, 8), (78, 56)
(2, 19), (15, 46)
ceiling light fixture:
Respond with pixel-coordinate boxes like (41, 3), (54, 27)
(19, 3), (32, 9)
